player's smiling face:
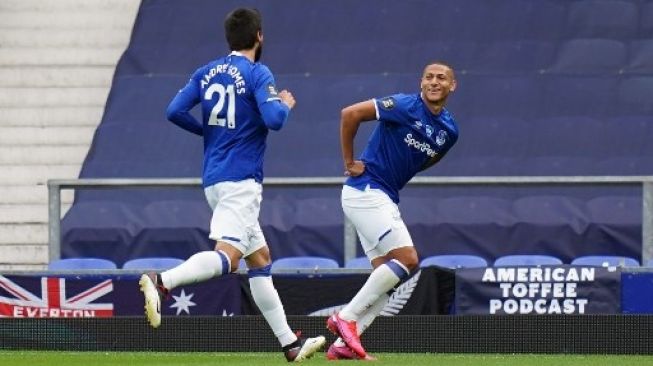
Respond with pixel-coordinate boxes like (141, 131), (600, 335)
(420, 64), (456, 104)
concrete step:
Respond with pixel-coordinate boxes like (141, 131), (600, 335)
(0, 224), (47, 245)
(0, 87), (109, 107)
(0, 29), (131, 48)
(0, 126), (95, 146)
(0, 47), (124, 67)
(0, 204), (48, 223)
(0, 165), (81, 185)
(0, 0), (138, 12)
(0, 244), (49, 264)
(0, 203), (72, 223)
(0, 107), (104, 127)
(0, 263), (47, 270)
(0, 185), (74, 205)
(0, 66), (114, 87)
(0, 11), (136, 29)
(0, 146), (89, 165)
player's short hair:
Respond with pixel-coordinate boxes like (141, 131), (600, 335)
(425, 60), (455, 78)
(224, 8), (262, 51)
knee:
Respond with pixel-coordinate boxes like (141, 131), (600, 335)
(393, 249), (419, 272)
(401, 251), (419, 271)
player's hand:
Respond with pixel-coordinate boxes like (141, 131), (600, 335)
(344, 160), (365, 177)
(279, 90), (296, 110)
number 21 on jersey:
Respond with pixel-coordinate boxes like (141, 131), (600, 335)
(205, 84), (235, 128)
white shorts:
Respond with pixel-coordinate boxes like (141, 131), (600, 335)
(204, 179), (266, 257)
(341, 184), (414, 260)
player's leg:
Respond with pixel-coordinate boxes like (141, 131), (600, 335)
(327, 251), (392, 360)
(339, 247), (416, 320)
(139, 180), (250, 328)
(245, 232), (325, 361)
(327, 185), (416, 358)
(139, 241), (239, 328)
(327, 290), (390, 360)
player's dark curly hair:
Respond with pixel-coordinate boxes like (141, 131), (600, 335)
(224, 8), (262, 51)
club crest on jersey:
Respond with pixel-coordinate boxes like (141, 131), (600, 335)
(425, 125), (434, 137)
(267, 84), (278, 96)
(380, 97), (395, 110)
(436, 130), (447, 146)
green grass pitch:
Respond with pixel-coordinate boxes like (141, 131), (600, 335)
(1, 351), (652, 366)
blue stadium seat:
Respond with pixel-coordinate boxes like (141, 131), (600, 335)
(571, 255), (640, 267)
(626, 40), (653, 74)
(513, 196), (587, 227)
(344, 257), (372, 269)
(271, 256), (339, 270)
(596, 157), (653, 176)
(437, 196), (513, 225)
(420, 255), (488, 269)
(586, 196), (641, 225)
(122, 257), (184, 270)
(476, 41), (555, 72)
(543, 76), (618, 117)
(642, 1), (653, 37)
(494, 255), (563, 267)
(617, 77), (653, 115)
(550, 39), (627, 73)
(48, 258), (118, 270)
(527, 156), (597, 176)
(464, 76), (544, 118)
(566, 0), (638, 39)
(605, 116), (653, 155)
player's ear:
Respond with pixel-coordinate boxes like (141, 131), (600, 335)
(257, 31), (263, 43)
(449, 79), (457, 92)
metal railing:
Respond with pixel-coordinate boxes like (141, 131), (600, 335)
(48, 176), (653, 264)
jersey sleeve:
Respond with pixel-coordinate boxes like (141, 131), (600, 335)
(165, 68), (203, 135)
(373, 94), (411, 126)
(252, 64), (289, 130)
(253, 65), (282, 107)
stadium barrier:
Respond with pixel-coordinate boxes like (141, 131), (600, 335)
(47, 176), (653, 264)
(1, 315), (652, 354)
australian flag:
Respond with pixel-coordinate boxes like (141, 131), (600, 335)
(0, 275), (113, 318)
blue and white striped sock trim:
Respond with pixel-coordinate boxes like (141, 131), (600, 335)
(248, 263), (272, 278)
(386, 259), (410, 280)
(217, 250), (231, 275)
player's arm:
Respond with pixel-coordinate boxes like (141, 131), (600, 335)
(165, 78), (203, 136)
(341, 100), (377, 176)
(258, 90), (294, 131)
(254, 66), (294, 131)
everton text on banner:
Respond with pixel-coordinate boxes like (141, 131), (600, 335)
(0, 275), (113, 318)
(454, 265), (621, 315)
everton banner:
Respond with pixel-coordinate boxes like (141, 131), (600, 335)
(0, 274), (242, 318)
(454, 266), (621, 315)
(0, 267), (455, 318)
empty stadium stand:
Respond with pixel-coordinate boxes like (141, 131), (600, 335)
(59, 0), (652, 267)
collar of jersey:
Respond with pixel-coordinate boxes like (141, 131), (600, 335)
(229, 51), (245, 57)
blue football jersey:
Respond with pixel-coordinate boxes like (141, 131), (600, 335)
(346, 93), (459, 203)
(169, 51), (284, 187)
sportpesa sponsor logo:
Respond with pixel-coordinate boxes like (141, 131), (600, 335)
(404, 133), (436, 157)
